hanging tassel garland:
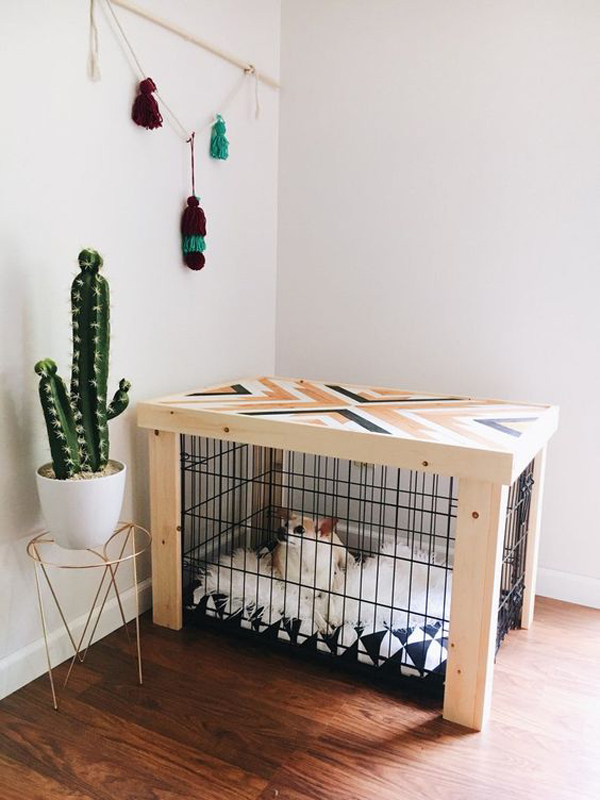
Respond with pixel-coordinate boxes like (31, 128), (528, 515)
(89, 0), (280, 275)
(210, 114), (229, 160)
(132, 77), (163, 129)
(182, 133), (207, 270)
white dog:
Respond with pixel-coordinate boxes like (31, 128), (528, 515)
(272, 513), (353, 593)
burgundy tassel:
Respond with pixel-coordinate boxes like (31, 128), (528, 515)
(181, 196), (206, 236)
(183, 251), (205, 271)
(181, 196), (207, 270)
(132, 77), (163, 130)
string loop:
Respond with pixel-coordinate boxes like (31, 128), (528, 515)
(187, 132), (196, 196)
(88, 0), (102, 81)
(245, 64), (261, 119)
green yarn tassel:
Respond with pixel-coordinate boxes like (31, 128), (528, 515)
(210, 114), (229, 160)
(182, 234), (206, 254)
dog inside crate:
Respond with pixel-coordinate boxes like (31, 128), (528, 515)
(184, 439), (456, 679)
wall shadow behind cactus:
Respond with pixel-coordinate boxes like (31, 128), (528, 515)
(34, 249), (131, 479)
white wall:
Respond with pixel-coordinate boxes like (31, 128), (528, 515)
(0, 0), (280, 696)
(277, 0), (600, 606)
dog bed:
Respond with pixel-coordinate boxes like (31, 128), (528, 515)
(189, 538), (450, 679)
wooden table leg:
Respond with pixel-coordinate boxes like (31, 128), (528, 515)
(443, 479), (509, 730)
(267, 447), (284, 518)
(149, 429), (182, 630)
(251, 446), (268, 540)
(251, 446), (285, 541)
(521, 447), (548, 629)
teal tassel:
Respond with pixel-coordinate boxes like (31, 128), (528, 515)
(182, 234), (206, 254)
(210, 114), (229, 160)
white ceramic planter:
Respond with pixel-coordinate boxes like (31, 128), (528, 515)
(36, 461), (126, 550)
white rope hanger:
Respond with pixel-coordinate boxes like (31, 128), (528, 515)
(111, 0), (280, 91)
(88, 0), (102, 81)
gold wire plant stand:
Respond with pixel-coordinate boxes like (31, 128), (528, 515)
(26, 522), (151, 710)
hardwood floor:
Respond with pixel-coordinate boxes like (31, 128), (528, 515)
(1, 597), (599, 799)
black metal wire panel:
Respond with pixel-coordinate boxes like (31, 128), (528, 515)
(496, 459), (535, 651)
(179, 437), (533, 685)
(180, 435), (458, 684)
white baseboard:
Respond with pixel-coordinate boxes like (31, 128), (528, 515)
(536, 567), (600, 609)
(0, 577), (152, 701)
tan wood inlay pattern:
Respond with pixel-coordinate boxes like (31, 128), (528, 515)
(138, 377), (558, 484)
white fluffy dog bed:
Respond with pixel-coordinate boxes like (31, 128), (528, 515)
(190, 537), (451, 678)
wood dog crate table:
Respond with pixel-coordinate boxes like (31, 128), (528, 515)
(138, 377), (558, 731)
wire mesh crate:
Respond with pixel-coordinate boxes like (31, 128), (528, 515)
(496, 459), (535, 650)
(181, 435), (535, 694)
(139, 376), (557, 729)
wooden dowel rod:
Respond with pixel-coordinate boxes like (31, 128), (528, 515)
(111, 0), (281, 90)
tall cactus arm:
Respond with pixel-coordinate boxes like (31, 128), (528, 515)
(35, 359), (81, 480)
(71, 249), (110, 472)
(107, 379), (131, 421)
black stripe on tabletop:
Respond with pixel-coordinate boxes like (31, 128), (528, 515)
(337, 409), (391, 434)
(241, 407), (391, 435)
(474, 417), (536, 438)
(187, 383), (252, 397)
(326, 385), (463, 404)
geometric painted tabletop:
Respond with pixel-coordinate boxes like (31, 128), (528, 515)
(138, 377), (559, 484)
(140, 376), (557, 453)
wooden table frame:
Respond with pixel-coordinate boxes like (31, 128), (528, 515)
(138, 376), (558, 731)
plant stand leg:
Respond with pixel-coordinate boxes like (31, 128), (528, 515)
(33, 560), (58, 710)
(149, 430), (182, 629)
(38, 560), (84, 660)
(63, 565), (111, 688)
(521, 447), (548, 629)
(132, 525), (143, 684)
(443, 479), (509, 731)
(81, 528), (134, 662)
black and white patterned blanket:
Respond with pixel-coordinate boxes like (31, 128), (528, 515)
(191, 589), (448, 679)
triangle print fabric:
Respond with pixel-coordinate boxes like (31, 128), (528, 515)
(193, 590), (449, 680)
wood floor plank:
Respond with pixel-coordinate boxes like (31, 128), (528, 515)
(74, 638), (330, 781)
(0, 706), (176, 800)
(0, 700), (248, 800)
(103, 621), (360, 723)
(286, 714), (596, 800)
(1, 676), (266, 800)
(0, 751), (95, 800)
(1, 597), (598, 799)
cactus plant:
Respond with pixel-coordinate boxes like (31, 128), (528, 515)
(34, 359), (81, 479)
(35, 249), (130, 478)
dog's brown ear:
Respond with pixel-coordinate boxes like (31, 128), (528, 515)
(272, 506), (290, 523)
(318, 517), (338, 537)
